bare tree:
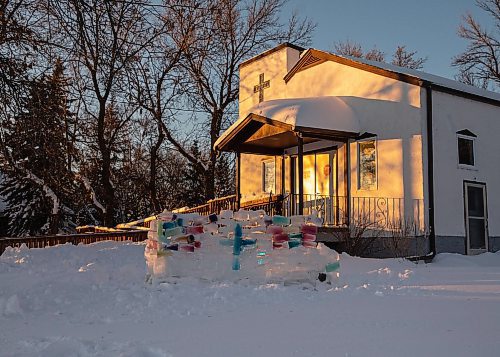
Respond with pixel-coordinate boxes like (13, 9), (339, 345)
(129, 9), (187, 212)
(333, 39), (364, 58)
(334, 40), (385, 62)
(391, 45), (427, 69)
(168, 0), (315, 201)
(334, 40), (426, 69)
(453, 0), (500, 90)
(46, 0), (165, 226)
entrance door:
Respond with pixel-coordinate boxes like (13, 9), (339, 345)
(464, 182), (488, 254)
(290, 149), (336, 222)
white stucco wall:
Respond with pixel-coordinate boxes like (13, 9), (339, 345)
(286, 60), (421, 107)
(432, 91), (500, 237)
(239, 46), (301, 118)
(238, 47), (427, 218)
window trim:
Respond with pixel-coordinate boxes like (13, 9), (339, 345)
(357, 139), (378, 191)
(457, 134), (476, 170)
(262, 159), (276, 194)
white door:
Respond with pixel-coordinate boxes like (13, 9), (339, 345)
(464, 182), (488, 255)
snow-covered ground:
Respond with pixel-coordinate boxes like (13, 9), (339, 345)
(1, 241), (500, 357)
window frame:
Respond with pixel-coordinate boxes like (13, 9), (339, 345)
(357, 139), (378, 191)
(457, 134), (476, 169)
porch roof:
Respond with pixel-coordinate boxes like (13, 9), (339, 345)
(214, 96), (361, 154)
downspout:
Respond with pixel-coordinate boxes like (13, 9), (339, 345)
(426, 84), (436, 259)
(410, 83), (436, 262)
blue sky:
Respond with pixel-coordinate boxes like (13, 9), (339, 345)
(284, 0), (494, 80)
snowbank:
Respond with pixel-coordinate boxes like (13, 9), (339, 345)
(1, 241), (499, 356)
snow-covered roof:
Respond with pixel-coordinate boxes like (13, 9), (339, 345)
(338, 52), (500, 102)
(249, 97), (360, 132)
(287, 48), (500, 103)
(214, 96), (361, 151)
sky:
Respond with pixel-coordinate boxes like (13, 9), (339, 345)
(284, 0), (494, 80)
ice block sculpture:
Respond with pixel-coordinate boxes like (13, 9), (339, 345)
(232, 223), (243, 270)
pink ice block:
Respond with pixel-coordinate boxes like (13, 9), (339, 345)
(301, 224), (318, 235)
(302, 241), (317, 248)
(266, 225), (284, 234)
(273, 233), (290, 243)
(302, 233), (316, 242)
(179, 244), (195, 252)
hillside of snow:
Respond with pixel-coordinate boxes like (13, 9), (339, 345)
(1, 241), (500, 357)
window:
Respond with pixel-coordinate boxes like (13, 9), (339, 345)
(262, 160), (275, 193)
(358, 140), (377, 190)
(458, 135), (475, 167)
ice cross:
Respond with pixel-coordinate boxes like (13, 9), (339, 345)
(253, 73), (270, 103)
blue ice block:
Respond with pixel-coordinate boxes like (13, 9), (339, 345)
(164, 226), (183, 238)
(163, 221), (177, 229)
(232, 255), (241, 270)
(272, 215), (291, 226)
(241, 238), (257, 246)
(233, 223), (242, 256)
(325, 261), (340, 272)
(288, 232), (303, 239)
(288, 239), (301, 249)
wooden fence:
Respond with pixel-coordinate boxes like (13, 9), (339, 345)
(0, 230), (147, 255)
(0, 194), (283, 255)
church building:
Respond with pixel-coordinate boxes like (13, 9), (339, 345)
(214, 43), (500, 256)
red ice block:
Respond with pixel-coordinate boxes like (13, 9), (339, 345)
(302, 241), (318, 248)
(179, 244), (195, 252)
(302, 233), (316, 242)
(193, 240), (201, 248)
(273, 242), (286, 249)
(301, 224), (318, 235)
(272, 233), (289, 243)
(266, 225), (284, 234)
(186, 225), (204, 235)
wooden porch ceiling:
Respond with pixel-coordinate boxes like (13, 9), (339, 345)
(216, 113), (357, 155)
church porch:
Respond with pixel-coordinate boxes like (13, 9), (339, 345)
(214, 98), (426, 246)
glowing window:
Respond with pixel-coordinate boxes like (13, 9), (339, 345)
(262, 160), (275, 193)
(358, 140), (377, 190)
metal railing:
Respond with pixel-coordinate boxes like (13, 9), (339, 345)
(282, 194), (425, 232)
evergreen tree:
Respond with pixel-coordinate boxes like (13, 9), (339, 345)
(215, 152), (235, 198)
(177, 140), (206, 208)
(0, 60), (78, 236)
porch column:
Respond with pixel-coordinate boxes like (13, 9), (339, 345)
(297, 134), (304, 215)
(235, 152), (241, 210)
(344, 139), (350, 226)
(281, 155), (286, 196)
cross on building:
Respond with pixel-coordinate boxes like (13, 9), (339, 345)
(253, 73), (270, 103)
